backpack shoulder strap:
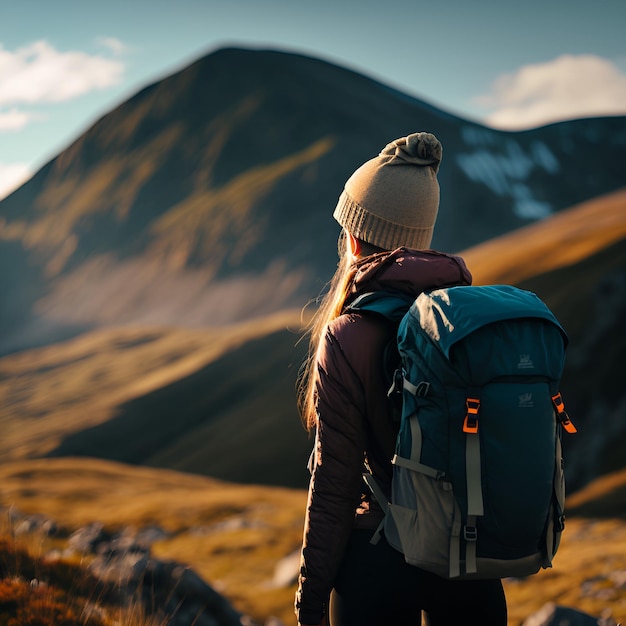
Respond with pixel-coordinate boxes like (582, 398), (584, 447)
(347, 290), (415, 417)
(346, 291), (415, 322)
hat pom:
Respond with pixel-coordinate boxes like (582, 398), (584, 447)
(382, 132), (442, 173)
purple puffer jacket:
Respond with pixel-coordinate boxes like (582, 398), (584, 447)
(295, 248), (472, 625)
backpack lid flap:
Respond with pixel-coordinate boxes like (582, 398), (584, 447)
(411, 285), (567, 357)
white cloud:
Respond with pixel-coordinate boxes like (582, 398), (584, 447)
(0, 162), (33, 200)
(0, 40), (124, 107)
(95, 37), (127, 56)
(0, 107), (39, 131)
(477, 55), (626, 130)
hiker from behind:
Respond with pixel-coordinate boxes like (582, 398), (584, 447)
(295, 133), (507, 626)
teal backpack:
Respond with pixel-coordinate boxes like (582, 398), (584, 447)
(349, 284), (577, 580)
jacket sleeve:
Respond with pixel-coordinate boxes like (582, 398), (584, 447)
(295, 323), (368, 624)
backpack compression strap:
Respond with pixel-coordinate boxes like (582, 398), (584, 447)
(461, 391), (485, 576)
(552, 392), (577, 433)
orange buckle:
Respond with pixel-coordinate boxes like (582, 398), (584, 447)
(463, 397), (480, 433)
(552, 392), (565, 413)
(560, 413), (578, 434)
(551, 393), (577, 434)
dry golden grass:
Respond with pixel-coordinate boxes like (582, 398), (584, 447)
(462, 187), (626, 285)
(0, 309), (304, 463)
(1, 457), (625, 625)
(0, 533), (170, 626)
(148, 137), (334, 267)
(0, 458), (307, 625)
(503, 518), (626, 625)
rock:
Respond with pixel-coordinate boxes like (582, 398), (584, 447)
(13, 513), (58, 537)
(133, 524), (170, 547)
(611, 570), (626, 589)
(260, 618), (286, 626)
(68, 522), (111, 553)
(272, 550), (301, 588)
(68, 523), (167, 557)
(87, 543), (245, 625)
(62, 520), (248, 625)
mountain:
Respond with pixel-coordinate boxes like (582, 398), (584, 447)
(0, 45), (624, 495)
(1, 46), (625, 354)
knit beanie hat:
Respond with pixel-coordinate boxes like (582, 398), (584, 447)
(333, 132), (443, 250)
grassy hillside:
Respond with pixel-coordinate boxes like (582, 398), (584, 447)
(566, 467), (626, 518)
(462, 188), (626, 286)
(0, 458), (307, 624)
(47, 321), (311, 487)
(1, 458), (624, 625)
(0, 309), (308, 469)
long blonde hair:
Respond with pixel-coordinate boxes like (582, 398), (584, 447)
(297, 231), (357, 432)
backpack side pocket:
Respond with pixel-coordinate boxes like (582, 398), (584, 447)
(385, 465), (461, 578)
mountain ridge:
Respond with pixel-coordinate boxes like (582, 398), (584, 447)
(1, 46), (625, 353)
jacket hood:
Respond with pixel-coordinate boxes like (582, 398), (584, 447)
(346, 247), (472, 306)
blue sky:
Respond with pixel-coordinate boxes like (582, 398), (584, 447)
(1, 0), (625, 199)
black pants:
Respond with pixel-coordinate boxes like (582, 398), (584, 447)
(329, 529), (507, 626)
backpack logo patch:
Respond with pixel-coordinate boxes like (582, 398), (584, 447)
(517, 354), (535, 370)
(519, 392), (534, 408)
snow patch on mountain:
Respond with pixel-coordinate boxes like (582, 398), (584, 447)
(457, 126), (561, 219)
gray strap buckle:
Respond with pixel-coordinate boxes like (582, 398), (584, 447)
(464, 525), (478, 542)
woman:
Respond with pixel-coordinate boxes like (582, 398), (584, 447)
(295, 133), (507, 626)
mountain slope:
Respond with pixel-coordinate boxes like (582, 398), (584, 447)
(1, 46), (625, 353)
(463, 188), (626, 286)
(566, 467), (626, 518)
(0, 310), (307, 470)
(47, 322), (311, 488)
